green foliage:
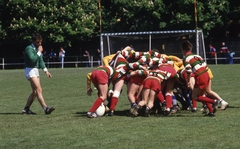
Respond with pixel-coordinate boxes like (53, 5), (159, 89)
(102, 0), (231, 36)
(2, 0), (99, 46)
(0, 0), (238, 49)
(0, 65), (240, 148)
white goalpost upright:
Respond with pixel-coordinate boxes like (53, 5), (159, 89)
(100, 30), (206, 61)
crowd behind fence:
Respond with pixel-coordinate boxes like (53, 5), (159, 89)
(1, 54), (240, 70)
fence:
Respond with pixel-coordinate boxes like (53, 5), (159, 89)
(0, 56), (102, 70)
(0, 55), (240, 70)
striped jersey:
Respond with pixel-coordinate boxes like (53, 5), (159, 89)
(96, 66), (121, 82)
(132, 69), (178, 81)
(182, 52), (208, 76)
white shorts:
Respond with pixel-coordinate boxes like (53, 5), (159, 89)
(24, 67), (39, 79)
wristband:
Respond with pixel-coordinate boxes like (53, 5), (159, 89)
(43, 68), (48, 73)
(37, 51), (42, 56)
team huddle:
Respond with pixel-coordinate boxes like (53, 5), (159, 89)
(86, 40), (229, 118)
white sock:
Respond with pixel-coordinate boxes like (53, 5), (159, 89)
(221, 100), (228, 104)
(43, 106), (48, 111)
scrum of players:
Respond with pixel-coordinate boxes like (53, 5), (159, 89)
(86, 40), (229, 118)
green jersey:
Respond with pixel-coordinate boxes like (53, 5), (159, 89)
(24, 44), (47, 70)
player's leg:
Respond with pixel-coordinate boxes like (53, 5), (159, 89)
(145, 89), (156, 117)
(29, 77), (55, 114)
(205, 79), (229, 110)
(87, 83), (108, 118)
(127, 82), (140, 108)
(22, 79), (38, 114)
(107, 79), (125, 116)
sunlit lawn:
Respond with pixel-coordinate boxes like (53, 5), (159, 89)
(0, 65), (240, 149)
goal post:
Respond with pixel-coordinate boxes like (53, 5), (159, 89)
(100, 30), (206, 61)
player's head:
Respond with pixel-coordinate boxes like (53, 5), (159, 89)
(151, 48), (159, 53)
(181, 40), (192, 54)
(32, 33), (42, 47)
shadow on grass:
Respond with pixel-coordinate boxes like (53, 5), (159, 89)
(75, 109), (131, 117)
(223, 106), (240, 109)
(0, 112), (22, 115)
(74, 109), (208, 118)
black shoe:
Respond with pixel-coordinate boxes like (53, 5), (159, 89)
(163, 108), (171, 116)
(204, 112), (215, 117)
(45, 107), (55, 115)
(22, 109), (36, 115)
(161, 101), (166, 112)
(87, 112), (97, 118)
(107, 110), (114, 116)
(130, 105), (140, 117)
(191, 108), (197, 113)
(212, 100), (218, 113)
(144, 109), (151, 117)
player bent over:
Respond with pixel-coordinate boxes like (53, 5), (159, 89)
(86, 66), (121, 118)
(130, 69), (177, 117)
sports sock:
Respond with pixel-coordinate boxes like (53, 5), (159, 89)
(157, 92), (165, 103)
(204, 102), (213, 113)
(43, 106), (47, 111)
(185, 91), (192, 107)
(165, 95), (172, 109)
(219, 99), (223, 103)
(110, 97), (118, 111)
(146, 106), (150, 111)
(24, 107), (29, 111)
(172, 95), (177, 106)
(131, 102), (136, 108)
(89, 97), (103, 112)
(192, 99), (197, 108)
(197, 96), (214, 104)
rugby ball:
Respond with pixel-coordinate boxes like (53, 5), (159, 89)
(95, 103), (105, 117)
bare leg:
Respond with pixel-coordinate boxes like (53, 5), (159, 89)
(147, 90), (156, 109)
(97, 83), (108, 100)
(205, 80), (222, 100)
(29, 77), (47, 107)
(205, 80), (228, 110)
(138, 88), (150, 107)
(127, 82), (140, 107)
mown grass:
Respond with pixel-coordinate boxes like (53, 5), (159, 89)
(0, 65), (240, 149)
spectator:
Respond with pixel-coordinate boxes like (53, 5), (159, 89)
(59, 47), (65, 68)
(49, 49), (56, 68)
(83, 50), (90, 67)
(229, 50), (235, 64)
(220, 42), (230, 64)
(42, 50), (49, 68)
(209, 44), (216, 58)
(96, 48), (102, 66)
(22, 33), (55, 115)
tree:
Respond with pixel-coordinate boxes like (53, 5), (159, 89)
(1, 0), (99, 47)
(101, 0), (230, 37)
(227, 0), (240, 37)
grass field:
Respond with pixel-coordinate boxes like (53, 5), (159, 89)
(0, 65), (240, 149)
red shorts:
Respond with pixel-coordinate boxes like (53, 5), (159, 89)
(130, 75), (146, 85)
(142, 78), (161, 93)
(91, 70), (108, 86)
(194, 72), (210, 89)
(158, 65), (177, 77)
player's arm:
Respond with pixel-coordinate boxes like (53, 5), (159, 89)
(102, 54), (115, 66)
(87, 72), (93, 96)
